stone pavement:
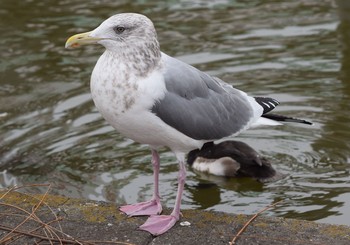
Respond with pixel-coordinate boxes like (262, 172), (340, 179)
(0, 190), (349, 245)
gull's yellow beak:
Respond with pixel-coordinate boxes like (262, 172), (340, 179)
(65, 31), (101, 48)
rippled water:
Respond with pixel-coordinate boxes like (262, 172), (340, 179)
(1, 0), (350, 226)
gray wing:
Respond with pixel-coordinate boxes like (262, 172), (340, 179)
(151, 53), (255, 140)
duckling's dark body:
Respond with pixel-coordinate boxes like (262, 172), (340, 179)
(187, 141), (284, 182)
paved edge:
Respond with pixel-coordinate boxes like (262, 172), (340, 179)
(0, 190), (350, 245)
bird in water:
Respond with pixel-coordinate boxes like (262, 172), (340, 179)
(65, 13), (311, 236)
(187, 140), (285, 183)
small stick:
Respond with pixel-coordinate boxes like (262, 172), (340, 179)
(0, 224), (83, 244)
(0, 224), (136, 245)
(0, 186), (134, 245)
(0, 185), (17, 200)
(0, 184), (52, 243)
(230, 200), (283, 245)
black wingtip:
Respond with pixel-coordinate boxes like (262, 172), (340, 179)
(262, 113), (312, 125)
(254, 97), (280, 114)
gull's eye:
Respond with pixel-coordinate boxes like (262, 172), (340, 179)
(113, 26), (126, 34)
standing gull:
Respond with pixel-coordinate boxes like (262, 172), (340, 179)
(65, 13), (311, 235)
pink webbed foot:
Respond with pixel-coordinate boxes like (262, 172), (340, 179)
(119, 199), (162, 216)
(139, 214), (178, 236)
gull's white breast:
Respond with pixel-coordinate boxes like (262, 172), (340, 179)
(90, 51), (204, 153)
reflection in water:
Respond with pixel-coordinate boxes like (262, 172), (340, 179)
(188, 182), (221, 209)
(1, 0), (350, 226)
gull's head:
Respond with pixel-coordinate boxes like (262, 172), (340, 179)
(65, 13), (158, 51)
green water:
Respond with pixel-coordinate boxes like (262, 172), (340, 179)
(1, 0), (350, 226)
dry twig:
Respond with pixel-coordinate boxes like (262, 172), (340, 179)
(230, 200), (283, 245)
(0, 184), (135, 245)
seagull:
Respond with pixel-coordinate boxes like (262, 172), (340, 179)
(65, 13), (311, 236)
(187, 140), (286, 183)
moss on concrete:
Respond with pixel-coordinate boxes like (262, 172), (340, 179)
(322, 225), (350, 239)
(1, 190), (350, 245)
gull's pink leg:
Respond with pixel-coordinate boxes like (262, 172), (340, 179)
(139, 155), (186, 236)
(119, 150), (162, 216)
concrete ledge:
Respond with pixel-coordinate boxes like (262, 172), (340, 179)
(1, 190), (350, 244)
